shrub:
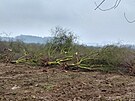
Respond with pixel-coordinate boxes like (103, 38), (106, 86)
(47, 27), (77, 58)
(97, 45), (135, 74)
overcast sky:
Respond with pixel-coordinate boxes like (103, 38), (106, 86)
(0, 0), (135, 45)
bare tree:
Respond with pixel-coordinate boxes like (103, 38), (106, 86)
(94, 0), (135, 23)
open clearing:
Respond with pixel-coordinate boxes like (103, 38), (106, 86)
(0, 63), (135, 101)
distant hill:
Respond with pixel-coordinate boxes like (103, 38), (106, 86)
(0, 35), (52, 44)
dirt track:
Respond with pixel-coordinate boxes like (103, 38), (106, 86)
(0, 63), (135, 101)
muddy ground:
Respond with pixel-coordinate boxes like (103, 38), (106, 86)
(0, 63), (135, 101)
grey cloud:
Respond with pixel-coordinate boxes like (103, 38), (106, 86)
(0, 0), (135, 44)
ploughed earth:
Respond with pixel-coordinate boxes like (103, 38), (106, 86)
(0, 63), (135, 101)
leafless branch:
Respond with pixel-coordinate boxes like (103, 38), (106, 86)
(94, 0), (106, 10)
(124, 12), (135, 23)
(94, 0), (122, 11)
(114, 0), (121, 9)
(94, 0), (135, 23)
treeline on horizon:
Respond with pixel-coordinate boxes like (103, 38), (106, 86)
(0, 27), (135, 76)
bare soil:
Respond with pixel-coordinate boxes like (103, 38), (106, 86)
(0, 63), (135, 101)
